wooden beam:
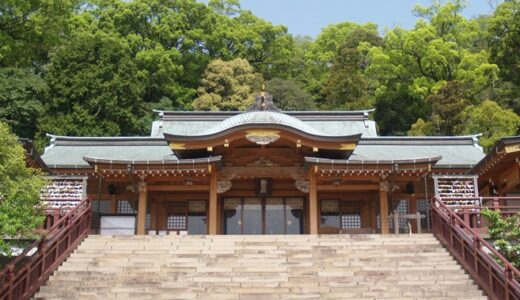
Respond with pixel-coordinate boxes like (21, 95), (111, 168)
(137, 181), (147, 235)
(379, 182), (389, 234)
(317, 184), (379, 191)
(147, 185), (209, 191)
(499, 163), (520, 194)
(208, 170), (218, 235)
(309, 169), (318, 235)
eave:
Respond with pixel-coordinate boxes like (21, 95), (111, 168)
(304, 156), (442, 177)
(164, 124), (362, 151)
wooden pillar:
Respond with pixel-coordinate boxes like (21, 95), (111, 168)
(379, 181), (389, 234)
(309, 167), (319, 235)
(150, 201), (157, 231)
(110, 197), (117, 214)
(370, 198), (377, 233)
(208, 168), (218, 235)
(156, 201), (166, 231)
(137, 181), (147, 235)
(409, 193), (417, 233)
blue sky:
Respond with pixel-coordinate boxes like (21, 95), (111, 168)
(200, 0), (499, 37)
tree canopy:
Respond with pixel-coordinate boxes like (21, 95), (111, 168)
(0, 122), (45, 254)
(192, 58), (263, 111)
(0, 0), (517, 152)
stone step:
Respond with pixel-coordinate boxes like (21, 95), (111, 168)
(35, 234), (486, 299)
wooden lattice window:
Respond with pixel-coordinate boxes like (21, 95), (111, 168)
(341, 212), (361, 229)
(117, 200), (136, 214)
(167, 201), (187, 230)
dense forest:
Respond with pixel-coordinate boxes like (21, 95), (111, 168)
(0, 0), (519, 151)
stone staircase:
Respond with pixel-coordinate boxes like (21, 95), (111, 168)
(34, 234), (486, 299)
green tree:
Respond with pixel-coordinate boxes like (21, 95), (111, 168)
(0, 121), (45, 254)
(207, 0), (294, 80)
(89, 0), (218, 107)
(488, 0), (520, 113)
(0, 68), (46, 138)
(409, 81), (468, 136)
(366, 0), (499, 135)
(488, 0), (520, 85)
(306, 22), (379, 103)
(0, 0), (79, 69)
(321, 28), (382, 110)
(481, 208), (520, 268)
(37, 30), (149, 146)
(456, 100), (520, 151)
(266, 78), (315, 111)
(192, 58), (263, 111)
(374, 85), (428, 136)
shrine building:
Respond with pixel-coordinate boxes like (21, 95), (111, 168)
(39, 94), (501, 236)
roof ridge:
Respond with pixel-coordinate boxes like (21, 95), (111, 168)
(46, 134), (165, 141)
(359, 134), (482, 146)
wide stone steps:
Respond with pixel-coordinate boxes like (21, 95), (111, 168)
(34, 234), (486, 299)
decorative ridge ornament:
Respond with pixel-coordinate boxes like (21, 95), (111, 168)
(247, 86), (280, 112)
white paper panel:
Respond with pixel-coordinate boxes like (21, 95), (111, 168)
(100, 216), (135, 235)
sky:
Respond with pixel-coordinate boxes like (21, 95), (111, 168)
(200, 0), (500, 37)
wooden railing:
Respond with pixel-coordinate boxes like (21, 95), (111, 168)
(0, 198), (91, 300)
(431, 196), (520, 300)
(437, 196), (520, 234)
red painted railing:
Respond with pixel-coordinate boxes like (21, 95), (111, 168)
(0, 198), (91, 300)
(431, 196), (520, 300)
(438, 196), (520, 234)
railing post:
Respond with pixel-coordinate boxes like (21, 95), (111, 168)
(38, 240), (46, 279)
(53, 209), (59, 227)
(6, 264), (14, 300)
(505, 266), (512, 300)
(472, 236), (481, 282)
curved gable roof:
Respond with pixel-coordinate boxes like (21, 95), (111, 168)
(201, 111), (324, 136)
(151, 109), (377, 137)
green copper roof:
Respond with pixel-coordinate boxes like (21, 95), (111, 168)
(200, 111), (324, 135)
(41, 136), (176, 168)
(151, 110), (377, 137)
(41, 109), (486, 170)
(351, 136), (485, 168)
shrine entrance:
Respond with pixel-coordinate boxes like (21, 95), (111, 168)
(222, 197), (305, 235)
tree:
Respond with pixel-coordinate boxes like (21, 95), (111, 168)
(481, 208), (520, 268)
(207, 0), (294, 80)
(366, 1), (499, 135)
(488, 0), (520, 85)
(306, 22), (379, 104)
(86, 0), (219, 107)
(0, 121), (45, 254)
(374, 85), (428, 136)
(37, 30), (149, 147)
(0, 0), (79, 69)
(456, 100), (520, 151)
(0, 68), (46, 138)
(321, 28), (382, 110)
(488, 0), (520, 114)
(408, 81), (468, 136)
(192, 58), (263, 111)
(266, 78), (315, 111)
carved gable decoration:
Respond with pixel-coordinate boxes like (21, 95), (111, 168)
(247, 157), (279, 167)
(295, 180), (309, 193)
(217, 181), (232, 194)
